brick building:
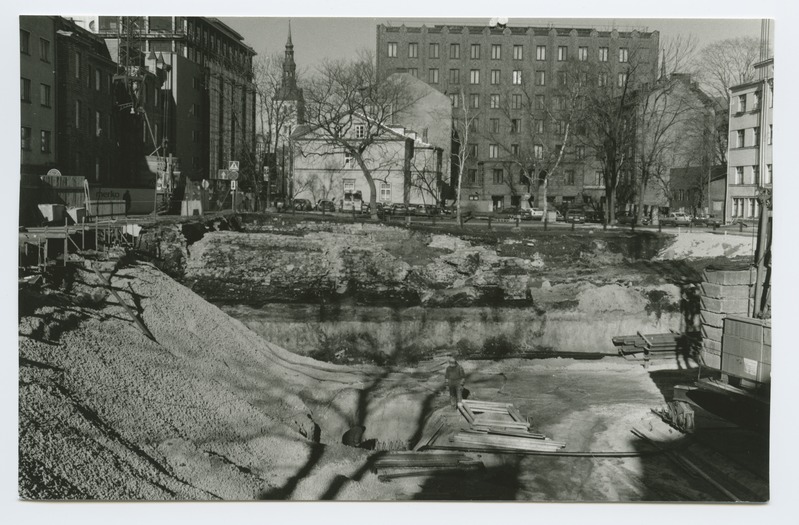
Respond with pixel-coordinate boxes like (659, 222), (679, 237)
(376, 23), (660, 210)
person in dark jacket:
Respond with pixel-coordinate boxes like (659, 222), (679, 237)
(444, 356), (466, 408)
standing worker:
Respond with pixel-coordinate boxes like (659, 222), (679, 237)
(444, 356), (466, 409)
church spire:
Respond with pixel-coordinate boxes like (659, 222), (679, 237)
(281, 21), (297, 92)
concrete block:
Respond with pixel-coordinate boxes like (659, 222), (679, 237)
(700, 282), (752, 299)
(700, 309), (725, 328)
(703, 338), (722, 353)
(702, 267), (755, 286)
(700, 296), (750, 315)
(702, 324), (723, 342)
(701, 350), (721, 369)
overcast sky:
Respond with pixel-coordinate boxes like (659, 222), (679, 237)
(220, 17), (765, 73)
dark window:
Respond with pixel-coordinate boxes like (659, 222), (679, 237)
(41, 130), (51, 153)
(99, 16), (119, 31)
(20, 30), (30, 54)
(39, 38), (50, 62)
(21, 78), (31, 102)
(149, 17), (172, 32)
(39, 83), (50, 107)
(21, 127), (32, 150)
(493, 168), (504, 184)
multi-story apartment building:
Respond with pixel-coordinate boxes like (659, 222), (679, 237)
(20, 16), (57, 177)
(78, 16), (257, 193)
(725, 54), (773, 224)
(376, 23), (659, 210)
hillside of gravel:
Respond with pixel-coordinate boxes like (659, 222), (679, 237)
(18, 261), (448, 500)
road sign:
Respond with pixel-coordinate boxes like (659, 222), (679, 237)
(201, 179), (210, 190)
(231, 180), (238, 191)
(214, 169), (239, 181)
(229, 161), (239, 171)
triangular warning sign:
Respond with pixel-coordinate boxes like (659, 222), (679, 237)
(229, 161), (240, 171)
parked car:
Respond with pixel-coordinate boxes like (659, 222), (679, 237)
(585, 210), (604, 223)
(315, 199), (336, 212)
(692, 214), (722, 227)
(528, 208), (545, 221)
(494, 206), (523, 220)
(660, 212), (693, 227)
(386, 203), (410, 215)
(565, 209), (586, 223)
(362, 202), (385, 214)
(291, 198), (313, 211)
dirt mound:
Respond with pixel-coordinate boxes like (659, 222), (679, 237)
(18, 262), (437, 500)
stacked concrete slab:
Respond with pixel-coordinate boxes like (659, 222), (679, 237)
(699, 267), (755, 369)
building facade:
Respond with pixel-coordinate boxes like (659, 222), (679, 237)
(725, 57), (773, 224)
(78, 16), (257, 189)
(20, 16), (57, 177)
(376, 23), (660, 210)
(292, 119), (443, 208)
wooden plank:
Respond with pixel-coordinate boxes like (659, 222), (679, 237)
(378, 465), (482, 481)
(461, 402), (478, 423)
(458, 403), (475, 424)
(456, 439), (562, 452)
(468, 427), (548, 440)
(463, 400), (511, 408)
(471, 418), (528, 429)
(507, 406), (526, 424)
(454, 433), (565, 451)
(412, 416), (446, 451)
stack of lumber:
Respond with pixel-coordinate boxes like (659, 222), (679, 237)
(700, 267), (755, 370)
(447, 400), (565, 453)
(612, 331), (699, 357)
(371, 451), (483, 482)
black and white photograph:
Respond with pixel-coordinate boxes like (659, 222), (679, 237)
(10, 0), (797, 520)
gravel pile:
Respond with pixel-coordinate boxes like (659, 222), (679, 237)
(18, 262), (407, 500)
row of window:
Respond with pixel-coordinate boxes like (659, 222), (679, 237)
(731, 198), (762, 219)
(20, 127), (52, 153)
(464, 167), (584, 186)
(735, 84), (773, 113)
(466, 142), (587, 160)
(449, 91), (576, 111)
(341, 178), (393, 200)
(458, 116), (580, 138)
(387, 42), (628, 63)
(427, 67), (627, 89)
(733, 125), (772, 148)
(20, 78), (51, 107)
(732, 164), (773, 186)
(20, 29), (51, 62)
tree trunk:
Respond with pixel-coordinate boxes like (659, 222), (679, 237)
(605, 186), (615, 225)
(636, 174), (647, 225)
(541, 177), (549, 217)
(355, 156), (379, 220)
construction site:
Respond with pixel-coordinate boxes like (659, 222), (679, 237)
(17, 205), (774, 504)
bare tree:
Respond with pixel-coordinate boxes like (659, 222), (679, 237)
(486, 58), (593, 217)
(632, 75), (712, 224)
(253, 52), (300, 210)
(581, 62), (638, 225)
(302, 52), (419, 219)
(451, 89), (479, 224)
(694, 37), (760, 105)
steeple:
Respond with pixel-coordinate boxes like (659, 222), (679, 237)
(276, 20), (305, 122)
(281, 21), (297, 94)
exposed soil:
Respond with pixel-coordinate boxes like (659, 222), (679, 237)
(18, 256), (768, 501)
